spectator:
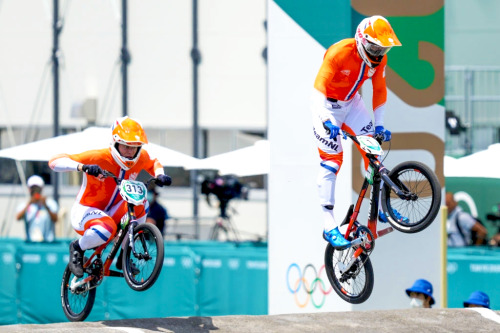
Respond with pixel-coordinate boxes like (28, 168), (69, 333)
(464, 291), (490, 309)
(486, 206), (500, 247)
(405, 279), (435, 308)
(16, 175), (58, 242)
(446, 192), (488, 247)
(146, 184), (169, 236)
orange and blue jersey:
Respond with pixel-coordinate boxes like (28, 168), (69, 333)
(49, 148), (162, 211)
(314, 38), (387, 113)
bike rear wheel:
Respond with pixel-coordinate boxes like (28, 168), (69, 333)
(324, 244), (374, 304)
(123, 223), (164, 291)
(381, 161), (441, 233)
(60, 265), (96, 322)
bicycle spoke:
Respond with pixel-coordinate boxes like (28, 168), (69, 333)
(329, 248), (368, 298)
(387, 169), (436, 225)
(129, 229), (158, 282)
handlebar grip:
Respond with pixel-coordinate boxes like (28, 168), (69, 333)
(322, 122), (331, 135)
(373, 133), (385, 144)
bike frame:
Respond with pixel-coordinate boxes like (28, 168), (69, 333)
(69, 173), (156, 292)
(340, 133), (410, 262)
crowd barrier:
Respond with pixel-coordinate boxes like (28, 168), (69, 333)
(1, 241), (497, 324)
(447, 247), (500, 309)
(0, 239), (268, 324)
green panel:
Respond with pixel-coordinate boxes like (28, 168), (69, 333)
(104, 246), (198, 319)
(385, 10), (444, 90)
(16, 242), (69, 323)
(446, 177), (500, 237)
(447, 247), (500, 309)
(0, 242), (18, 325)
(274, 0), (352, 48)
(0, 239), (268, 324)
(196, 246), (268, 316)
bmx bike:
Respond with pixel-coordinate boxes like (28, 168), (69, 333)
(61, 170), (165, 321)
(324, 131), (441, 304)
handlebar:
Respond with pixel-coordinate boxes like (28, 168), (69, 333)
(102, 170), (158, 187)
(322, 125), (385, 145)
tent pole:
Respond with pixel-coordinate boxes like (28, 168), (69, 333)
(52, 0), (61, 203)
(121, 0), (129, 117)
(191, 0), (201, 239)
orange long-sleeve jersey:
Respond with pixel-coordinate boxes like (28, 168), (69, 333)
(49, 148), (163, 211)
(314, 38), (387, 113)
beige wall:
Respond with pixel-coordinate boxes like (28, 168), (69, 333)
(0, 0), (266, 131)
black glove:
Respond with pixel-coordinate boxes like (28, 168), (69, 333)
(82, 164), (104, 177)
(156, 174), (172, 187)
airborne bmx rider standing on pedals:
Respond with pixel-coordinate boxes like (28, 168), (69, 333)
(49, 116), (172, 278)
(312, 15), (406, 249)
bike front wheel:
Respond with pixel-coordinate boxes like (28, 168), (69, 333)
(381, 161), (441, 233)
(324, 244), (374, 304)
(60, 265), (96, 322)
(123, 223), (164, 291)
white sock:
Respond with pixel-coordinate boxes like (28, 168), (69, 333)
(322, 206), (338, 232)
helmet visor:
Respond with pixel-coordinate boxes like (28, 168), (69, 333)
(365, 41), (392, 57)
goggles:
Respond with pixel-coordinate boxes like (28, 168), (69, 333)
(119, 141), (143, 147)
(364, 41), (392, 57)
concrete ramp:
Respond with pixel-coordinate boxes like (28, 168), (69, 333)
(2, 309), (500, 333)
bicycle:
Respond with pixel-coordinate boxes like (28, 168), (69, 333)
(323, 131), (441, 304)
(61, 170), (165, 321)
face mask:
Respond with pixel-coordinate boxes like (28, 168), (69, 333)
(147, 192), (154, 202)
(410, 297), (424, 308)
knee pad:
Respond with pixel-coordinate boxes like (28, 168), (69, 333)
(80, 225), (113, 250)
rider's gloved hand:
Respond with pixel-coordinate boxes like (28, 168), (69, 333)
(156, 174), (172, 187)
(375, 126), (392, 142)
(323, 120), (341, 140)
(82, 164), (104, 177)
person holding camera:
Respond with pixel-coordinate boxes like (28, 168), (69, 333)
(16, 175), (59, 242)
(201, 174), (247, 218)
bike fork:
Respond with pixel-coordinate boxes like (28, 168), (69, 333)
(338, 247), (364, 274)
(128, 221), (151, 260)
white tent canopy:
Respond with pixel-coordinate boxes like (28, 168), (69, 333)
(445, 143), (500, 179)
(191, 140), (270, 177)
(0, 127), (201, 169)
(457, 143), (500, 178)
(444, 155), (468, 177)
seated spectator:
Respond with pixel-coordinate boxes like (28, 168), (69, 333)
(16, 175), (58, 242)
(464, 291), (490, 309)
(405, 279), (435, 308)
(446, 192), (488, 247)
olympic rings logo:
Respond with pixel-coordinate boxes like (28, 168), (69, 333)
(286, 263), (332, 309)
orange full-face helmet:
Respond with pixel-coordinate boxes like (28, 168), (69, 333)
(355, 15), (401, 68)
(110, 116), (148, 170)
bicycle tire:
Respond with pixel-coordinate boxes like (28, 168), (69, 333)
(324, 244), (374, 304)
(60, 265), (96, 322)
(381, 161), (441, 233)
(123, 223), (164, 291)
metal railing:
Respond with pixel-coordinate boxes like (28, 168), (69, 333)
(445, 66), (500, 156)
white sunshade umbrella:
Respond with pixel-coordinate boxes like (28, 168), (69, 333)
(444, 155), (469, 177)
(0, 127), (201, 169)
(455, 143), (500, 179)
(192, 140), (270, 177)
